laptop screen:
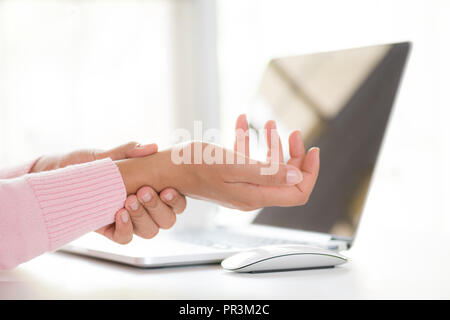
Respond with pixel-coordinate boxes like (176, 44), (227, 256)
(250, 42), (410, 240)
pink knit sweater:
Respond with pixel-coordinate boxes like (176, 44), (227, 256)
(0, 158), (126, 269)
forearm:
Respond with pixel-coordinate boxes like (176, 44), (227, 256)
(115, 142), (224, 196)
(0, 158), (126, 269)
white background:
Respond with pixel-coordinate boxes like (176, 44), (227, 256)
(0, 0), (176, 162)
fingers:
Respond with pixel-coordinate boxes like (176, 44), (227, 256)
(122, 187), (185, 240)
(258, 148), (319, 207)
(226, 162), (303, 186)
(264, 120), (284, 163)
(223, 131), (318, 209)
(286, 131), (319, 202)
(101, 187), (187, 243)
(298, 147), (320, 196)
(97, 142), (158, 161)
(125, 195), (159, 239)
(287, 130), (306, 169)
(234, 114), (250, 157)
(112, 209), (133, 244)
(137, 187), (177, 230)
(100, 209), (134, 244)
(160, 188), (187, 214)
(256, 147), (319, 207)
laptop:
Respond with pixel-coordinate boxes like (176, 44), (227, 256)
(61, 42), (411, 268)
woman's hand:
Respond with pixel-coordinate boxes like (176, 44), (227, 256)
(96, 185), (186, 244)
(30, 142), (187, 244)
(116, 115), (320, 211)
(234, 114), (320, 208)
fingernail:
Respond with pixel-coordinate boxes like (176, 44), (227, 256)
(164, 192), (174, 201)
(130, 200), (139, 211)
(121, 211), (129, 223)
(287, 168), (303, 184)
(142, 192), (152, 203)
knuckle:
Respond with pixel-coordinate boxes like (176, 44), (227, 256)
(264, 173), (277, 185)
(146, 196), (159, 209)
(129, 207), (146, 219)
(141, 189), (159, 209)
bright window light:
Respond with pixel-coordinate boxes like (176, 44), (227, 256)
(0, 0), (176, 165)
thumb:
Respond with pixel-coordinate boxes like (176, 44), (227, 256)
(96, 142), (158, 161)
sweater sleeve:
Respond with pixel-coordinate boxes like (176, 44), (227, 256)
(0, 158), (126, 270)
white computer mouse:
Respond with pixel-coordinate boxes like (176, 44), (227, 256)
(221, 244), (348, 273)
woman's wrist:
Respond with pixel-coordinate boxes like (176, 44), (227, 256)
(116, 157), (146, 195)
(115, 156), (164, 195)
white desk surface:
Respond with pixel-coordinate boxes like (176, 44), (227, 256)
(1, 224), (449, 299)
(1, 155), (450, 299)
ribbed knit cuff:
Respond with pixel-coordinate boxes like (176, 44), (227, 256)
(25, 158), (126, 250)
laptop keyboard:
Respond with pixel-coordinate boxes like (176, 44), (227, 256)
(174, 229), (308, 250)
